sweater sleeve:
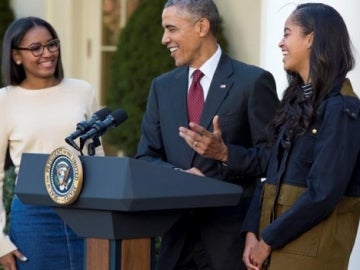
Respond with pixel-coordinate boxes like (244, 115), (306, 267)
(0, 88), (17, 257)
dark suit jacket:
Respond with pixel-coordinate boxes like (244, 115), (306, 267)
(136, 52), (279, 270)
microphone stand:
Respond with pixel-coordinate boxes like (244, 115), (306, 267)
(65, 137), (81, 152)
(65, 138), (84, 156)
(87, 136), (101, 156)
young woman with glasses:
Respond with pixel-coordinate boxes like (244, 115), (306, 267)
(0, 17), (103, 270)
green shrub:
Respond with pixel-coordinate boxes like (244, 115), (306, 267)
(3, 166), (15, 234)
(0, 166), (15, 270)
(105, 0), (228, 156)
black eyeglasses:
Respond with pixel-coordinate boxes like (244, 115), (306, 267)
(14, 39), (60, 57)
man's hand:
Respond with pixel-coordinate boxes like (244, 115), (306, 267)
(179, 115), (228, 162)
(183, 167), (204, 176)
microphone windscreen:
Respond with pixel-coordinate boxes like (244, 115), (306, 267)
(110, 109), (128, 126)
(95, 107), (112, 121)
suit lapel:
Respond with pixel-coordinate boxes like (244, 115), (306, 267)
(168, 55), (234, 167)
(200, 54), (233, 130)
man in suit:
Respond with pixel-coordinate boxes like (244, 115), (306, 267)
(135, 0), (279, 269)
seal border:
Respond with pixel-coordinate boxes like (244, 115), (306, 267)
(44, 146), (83, 205)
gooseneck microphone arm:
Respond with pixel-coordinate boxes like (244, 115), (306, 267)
(79, 109), (128, 156)
(65, 107), (112, 152)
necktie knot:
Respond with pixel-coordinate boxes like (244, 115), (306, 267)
(192, 69), (204, 84)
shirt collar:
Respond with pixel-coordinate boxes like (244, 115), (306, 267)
(188, 45), (222, 80)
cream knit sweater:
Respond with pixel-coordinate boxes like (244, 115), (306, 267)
(0, 78), (102, 257)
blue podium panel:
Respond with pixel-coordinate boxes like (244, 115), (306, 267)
(16, 154), (243, 239)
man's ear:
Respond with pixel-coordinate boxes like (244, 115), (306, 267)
(198, 18), (211, 37)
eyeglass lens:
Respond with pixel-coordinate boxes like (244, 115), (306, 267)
(26, 39), (60, 56)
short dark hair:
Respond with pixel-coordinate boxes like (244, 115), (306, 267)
(164, 0), (220, 36)
(1, 16), (64, 85)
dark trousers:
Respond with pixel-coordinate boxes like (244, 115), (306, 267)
(174, 225), (213, 270)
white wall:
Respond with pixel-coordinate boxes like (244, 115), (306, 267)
(11, 0), (45, 18)
(214, 0), (261, 64)
(261, 1), (360, 269)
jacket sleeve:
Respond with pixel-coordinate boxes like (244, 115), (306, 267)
(135, 78), (177, 170)
(241, 178), (265, 234)
(221, 70), (278, 178)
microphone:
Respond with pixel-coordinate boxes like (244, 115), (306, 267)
(80, 108), (128, 142)
(65, 107), (112, 150)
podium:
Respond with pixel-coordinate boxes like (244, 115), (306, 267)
(15, 153), (243, 269)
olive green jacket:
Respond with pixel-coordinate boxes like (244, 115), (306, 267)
(260, 183), (360, 270)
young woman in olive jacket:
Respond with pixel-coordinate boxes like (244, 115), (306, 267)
(179, 3), (360, 270)
(239, 3), (359, 269)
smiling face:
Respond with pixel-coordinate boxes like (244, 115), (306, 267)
(279, 14), (313, 83)
(161, 6), (205, 67)
(12, 26), (59, 86)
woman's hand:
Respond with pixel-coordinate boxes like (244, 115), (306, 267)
(243, 232), (260, 270)
(249, 238), (272, 270)
(0, 249), (27, 270)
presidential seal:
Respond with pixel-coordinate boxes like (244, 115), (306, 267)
(44, 146), (83, 205)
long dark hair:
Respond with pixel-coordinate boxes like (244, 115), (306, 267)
(1, 16), (64, 85)
(269, 3), (355, 146)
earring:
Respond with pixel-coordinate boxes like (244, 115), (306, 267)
(16, 60), (22, 65)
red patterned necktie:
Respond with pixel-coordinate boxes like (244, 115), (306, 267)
(187, 69), (204, 123)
